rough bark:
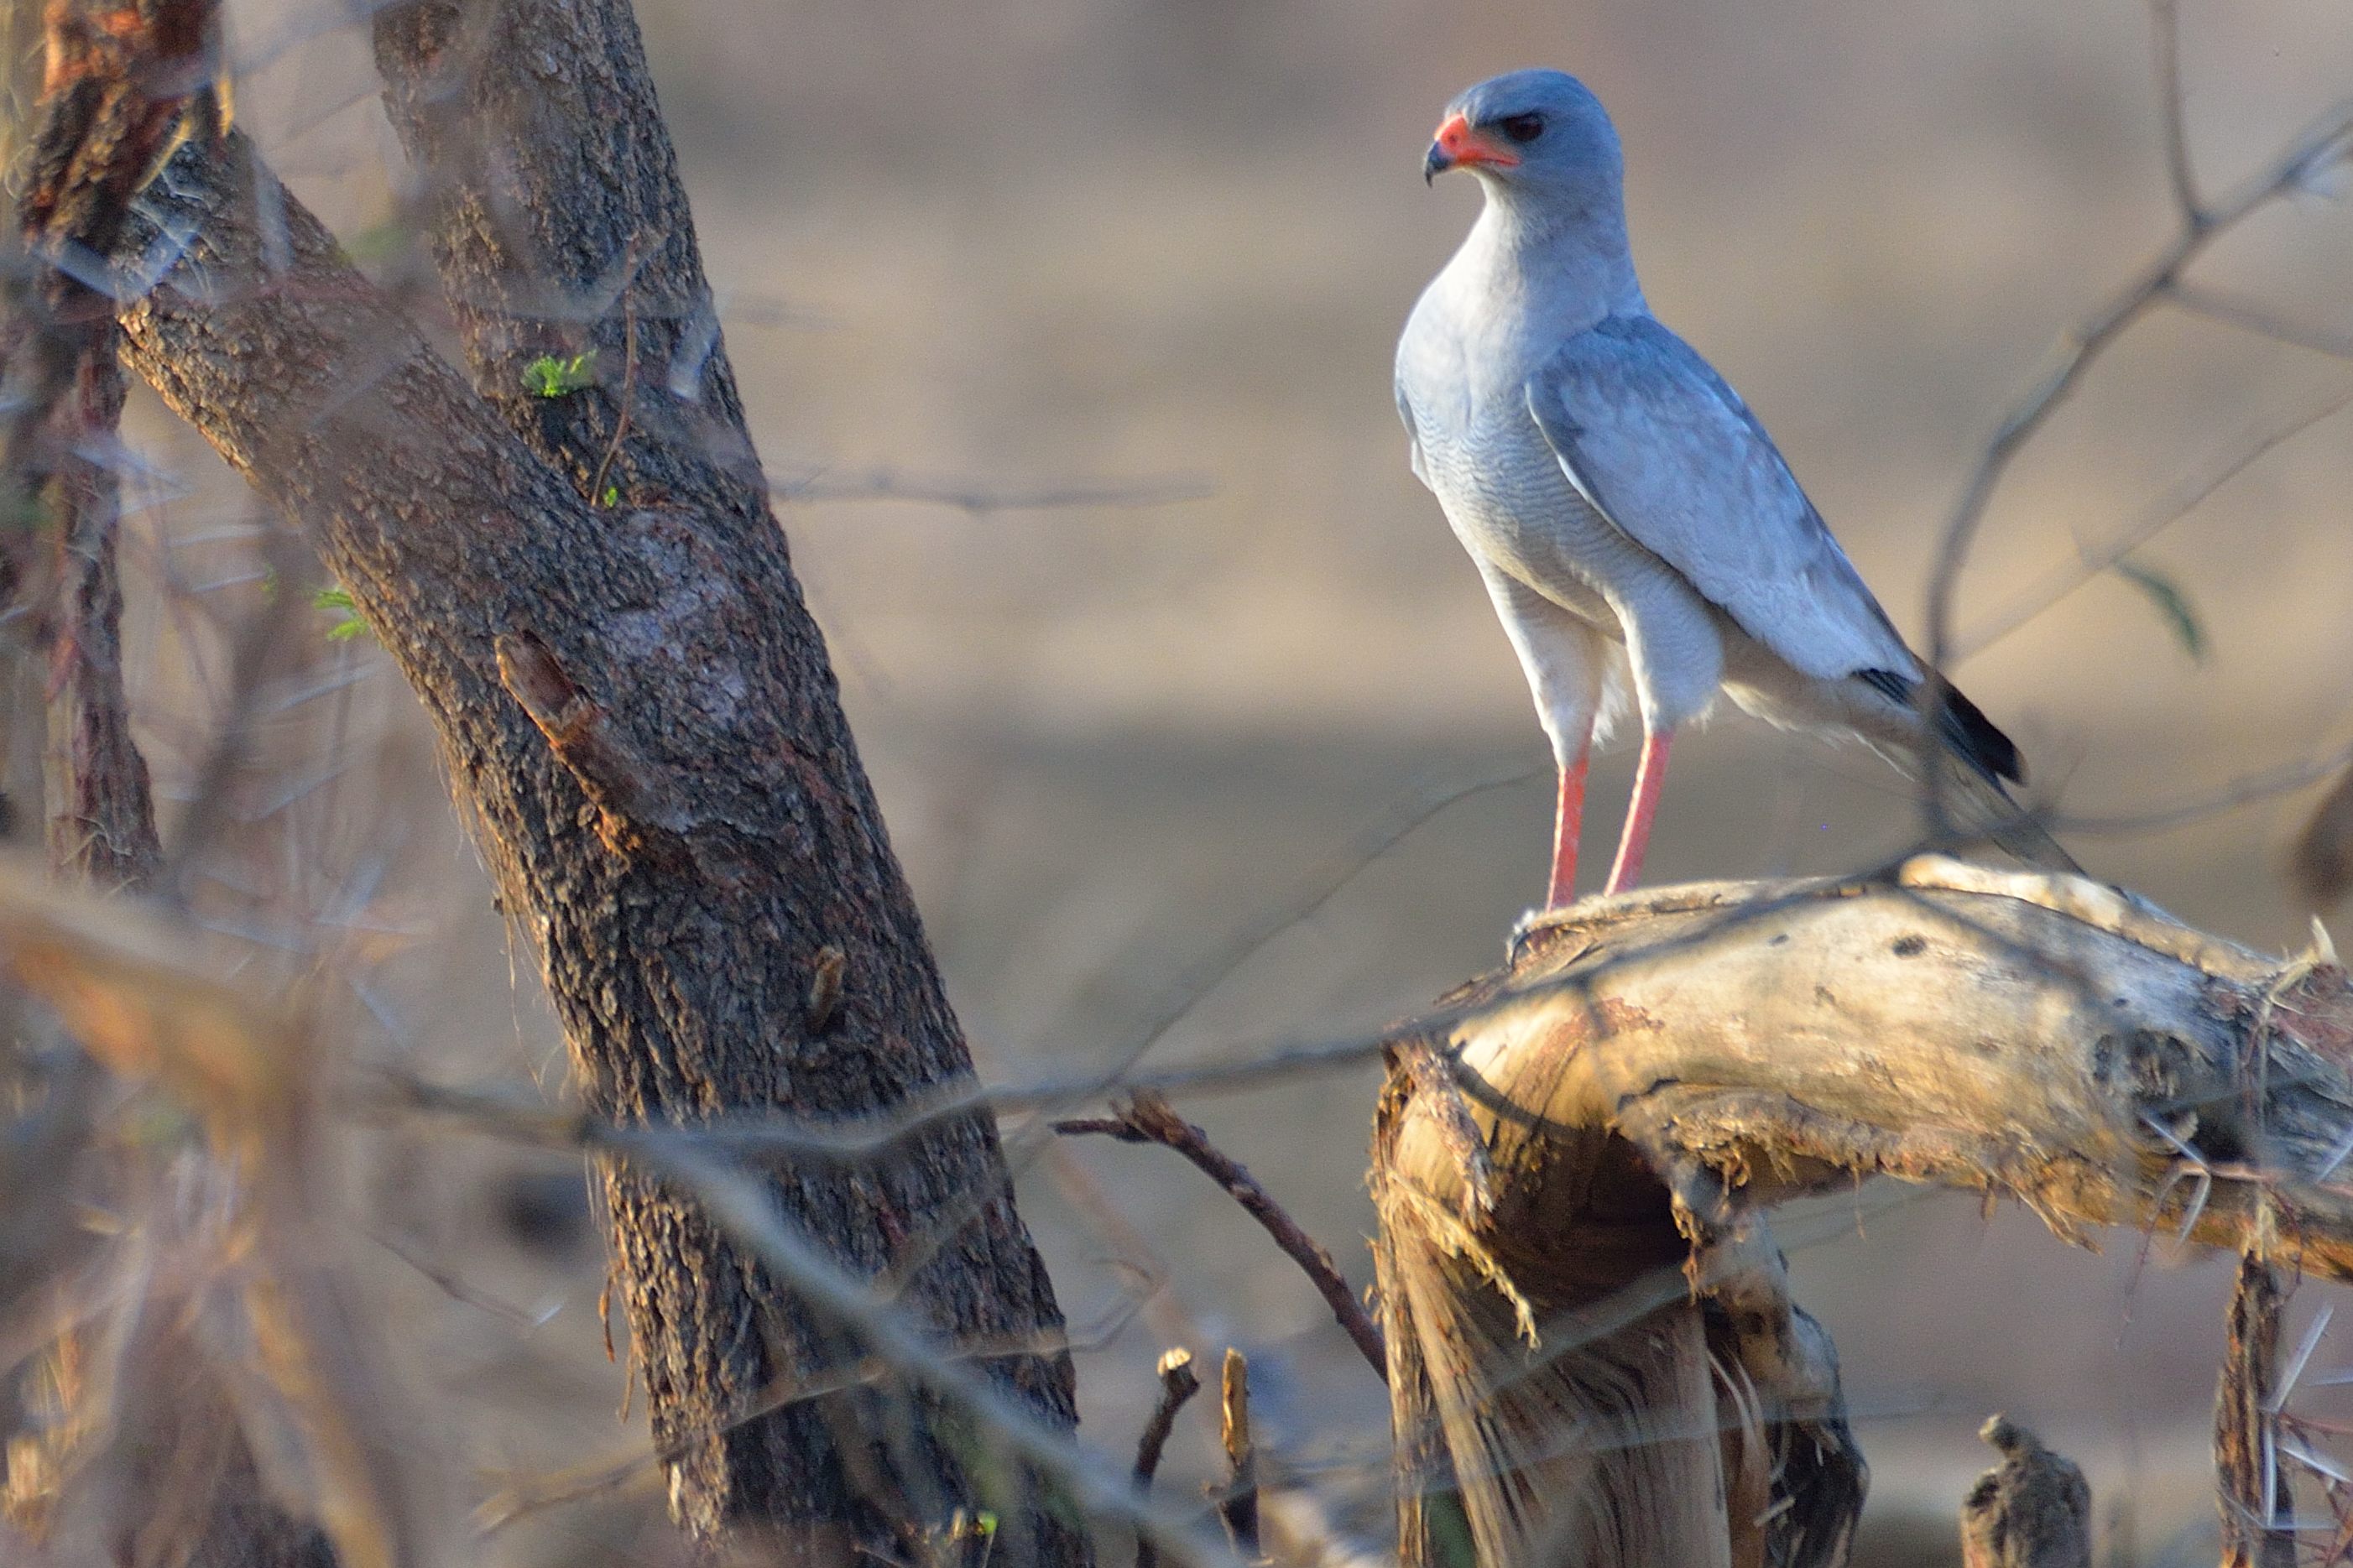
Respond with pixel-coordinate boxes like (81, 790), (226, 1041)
(40, 341), (162, 891)
(2215, 1250), (2297, 1568)
(112, 132), (1083, 1560)
(1375, 855), (2353, 1568)
(368, 0), (766, 520)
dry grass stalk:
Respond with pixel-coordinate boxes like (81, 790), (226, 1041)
(0, 863), (409, 1567)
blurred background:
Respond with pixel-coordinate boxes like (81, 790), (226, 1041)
(81, 0), (2353, 1560)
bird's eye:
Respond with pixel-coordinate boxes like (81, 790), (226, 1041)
(1497, 112), (1546, 144)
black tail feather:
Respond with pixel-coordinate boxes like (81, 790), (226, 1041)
(1856, 667), (2022, 785)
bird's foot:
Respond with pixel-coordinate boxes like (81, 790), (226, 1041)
(1508, 904), (1575, 966)
(1507, 908), (1544, 965)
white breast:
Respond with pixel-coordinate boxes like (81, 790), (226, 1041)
(1398, 267), (1735, 729)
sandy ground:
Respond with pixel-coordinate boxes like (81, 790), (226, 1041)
(77, 0), (2353, 1560)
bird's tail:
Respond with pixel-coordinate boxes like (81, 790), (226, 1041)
(1857, 667), (2079, 873)
(1931, 748), (2081, 873)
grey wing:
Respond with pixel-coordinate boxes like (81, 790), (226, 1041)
(1526, 314), (1913, 684)
(1395, 378), (1431, 487)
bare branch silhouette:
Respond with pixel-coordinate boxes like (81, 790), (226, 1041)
(1954, 383), (2353, 661)
(1926, 83), (2353, 667)
(1132, 1347), (1203, 1568)
(1055, 1091), (1386, 1379)
(780, 465), (1213, 514)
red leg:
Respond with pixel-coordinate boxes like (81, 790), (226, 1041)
(1545, 747), (1590, 909)
(1603, 729), (1673, 895)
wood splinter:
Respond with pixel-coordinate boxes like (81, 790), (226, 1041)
(1219, 1347), (1260, 1561)
(493, 628), (678, 841)
(804, 944), (845, 1034)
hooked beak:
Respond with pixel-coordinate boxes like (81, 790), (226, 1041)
(1424, 112), (1520, 184)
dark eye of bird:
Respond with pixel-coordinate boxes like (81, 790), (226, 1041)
(1497, 112), (1546, 143)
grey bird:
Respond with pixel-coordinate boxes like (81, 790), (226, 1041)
(1395, 68), (2071, 905)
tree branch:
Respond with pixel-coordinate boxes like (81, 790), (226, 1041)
(1375, 855), (2353, 1567)
(1132, 1348), (1202, 1568)
(1928, 87), (2353, 675)
(110, 127), (1083, 1558)
(2217, 1245), (2297, 1567)
(1054, 1091), (1387, 1380)
(362, 0), (1090, 1542)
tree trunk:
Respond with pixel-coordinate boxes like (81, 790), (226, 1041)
(112, 121), (1087, 1562)
(1376, 856), (2353, 1567)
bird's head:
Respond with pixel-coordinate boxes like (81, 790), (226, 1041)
(1423, 69), (1623, 201)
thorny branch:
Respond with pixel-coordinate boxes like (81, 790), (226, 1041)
(2216, 1242), (2296, 1568)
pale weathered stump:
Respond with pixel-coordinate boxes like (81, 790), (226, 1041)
(1375, 857), (2353, 1568)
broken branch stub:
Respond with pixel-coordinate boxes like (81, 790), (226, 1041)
(1959, 1415), (2091, 1568)
(1374, 856), (2353, 1568)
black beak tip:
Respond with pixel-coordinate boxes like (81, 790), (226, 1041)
(1422, 144), (1448, 185)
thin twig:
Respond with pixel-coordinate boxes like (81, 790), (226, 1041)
(2150, 0), (2204, 224)
(1092, 763), (1542, 1092)
(778, 466), (1212, 515)
(1133, 1347), (1203, 1568)
(2050, 735), (2353, 837)
(1053, 1091), (1387, 1381)
(586, 289), (638, 506)
(366, 1024), (1411, 1161)
(2168, 280), (2353, 362)
(1954, 383), (2353, 660)
(369, 1229), (548, 1329)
